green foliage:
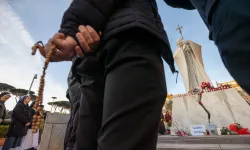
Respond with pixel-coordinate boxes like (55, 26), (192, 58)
(10, 88), (29, 97)
(0, 125), (9, 138)
(48, 101), (71, 113)
(0, 83), (15, 92)
(30, 94), (37, 101)
(48, 101), (71, 108)
(0, 82), (37, 102)
(10, 88), (37, 101)
(221, 127), (230, 135)
(165, 100), (173, 111)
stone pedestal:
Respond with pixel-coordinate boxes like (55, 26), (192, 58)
(39, 113), (70, 150)
(157, 135), (250, 150)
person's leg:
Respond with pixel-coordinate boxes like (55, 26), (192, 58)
(65, 75), (81, 150)
(2, 137), (15, 150)
(75, 55), (104, 150)
(212, 0), (250, 94)
(97, 29), (167, 150)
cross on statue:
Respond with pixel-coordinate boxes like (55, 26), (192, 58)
(176, 25), (184, 39)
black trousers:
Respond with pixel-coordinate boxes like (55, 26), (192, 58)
(75, 29), (167, 150)
(212, 0), (250, 94)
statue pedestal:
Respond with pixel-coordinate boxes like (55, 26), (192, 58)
(171, 89), (250, 136)
(39, 113), (70, 150)
(157, 135), (250, 150)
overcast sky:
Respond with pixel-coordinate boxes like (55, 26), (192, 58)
(0, 0), (233, 110)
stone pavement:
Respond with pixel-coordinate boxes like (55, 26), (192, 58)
(157, 135), (250, 150)
(1, 136), (250, 150)
(157, 143), (250, 150)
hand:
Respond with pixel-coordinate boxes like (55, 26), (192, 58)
(75, 25), (101, 57)
(43, 33), (77, 62)
(25, 122), (31, 127)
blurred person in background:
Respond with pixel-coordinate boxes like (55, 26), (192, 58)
(0, 92), (11, 124)
(2, 96), (31, 150)
(19, 101), (39, 150)
(159, 113), (166, 135)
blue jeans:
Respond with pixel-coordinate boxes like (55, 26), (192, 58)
(212, 0), (250, 94)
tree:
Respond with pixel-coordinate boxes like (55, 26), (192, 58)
(30, 94), (37, 101)
(48, 101), (71, 113)
(165, 100), (173, 111)
(0, 82), (37, 103)
(48, 102), (58, 112)
(0, 83), (15, 92)
(10, 88), (37, 102)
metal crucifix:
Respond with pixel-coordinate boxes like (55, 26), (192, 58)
(176, 25), (184, 39)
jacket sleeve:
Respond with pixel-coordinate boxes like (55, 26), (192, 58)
(12, 104), (29, 124)
(59, 0), (124, 37)
(164, 0), (195, 10)
(0, 105), (4, 118)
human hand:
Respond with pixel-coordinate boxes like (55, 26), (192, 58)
(25, 122), (31, 127)
(75, 25), (101, 57)
(43, 33), (77, 62)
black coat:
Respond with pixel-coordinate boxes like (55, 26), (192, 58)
(59, 0), (177, 73)
(159, 113), (166, 134)
(64, 68), (81, 150)
(0, 101), (6, 124)
(7, 102), (30, 137)
(28, 108), (36, 129)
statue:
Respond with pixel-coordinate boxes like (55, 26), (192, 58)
(174, 25), (212, 92)
(174, 26), (212, 124)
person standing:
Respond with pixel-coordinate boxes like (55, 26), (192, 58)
(40, 0), (178, 149)
(19, 101), (39, 150)
(2, 96), (31, 150)
(0, 92), (11, 124)
(64, 65), (87, 150)
(159, 113), (166, 135)
(164, 0), (250, 95)
(165, 111), (172, 123)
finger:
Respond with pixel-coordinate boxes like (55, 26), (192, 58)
(52, 33), (65, 40)
(51, 33), (66, 50)
(75, 46), (84, 58)
(44, 38), (53, 57)
(49, 50), (72, 62)
(86, 25), (100, 45)
(76, 33), (91, 53)
(78, 25), (94, 46)
(99, 31), (102, 36)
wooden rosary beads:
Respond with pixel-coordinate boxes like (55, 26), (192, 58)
(31, 41), (56, 133)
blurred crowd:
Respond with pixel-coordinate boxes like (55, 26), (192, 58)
(0, 92), (47, 150)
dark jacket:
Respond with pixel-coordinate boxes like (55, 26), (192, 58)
(7, 102), (30, 137)
(64, 68), (81, 150)
(59, 0), (177, 73)
(164, 0), (218, 40)
(0, 101), (6, 124)
(28, 108), (36, 129)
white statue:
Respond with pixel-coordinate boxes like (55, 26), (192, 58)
(174, 26), (212, 92)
